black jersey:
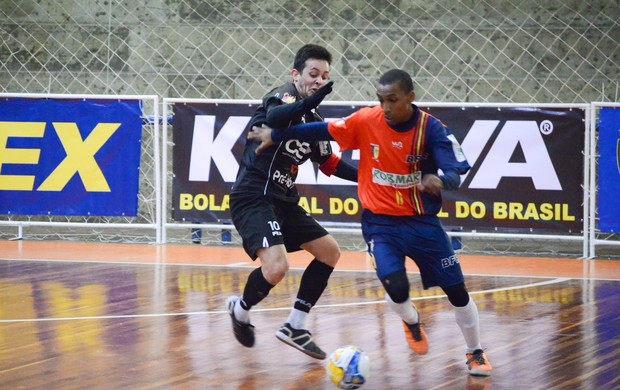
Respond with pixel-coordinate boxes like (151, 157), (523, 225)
(231, 82), (335, 203)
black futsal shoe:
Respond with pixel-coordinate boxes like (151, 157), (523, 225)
(226, 296), (255, 347)
(275, 322), (326, 360)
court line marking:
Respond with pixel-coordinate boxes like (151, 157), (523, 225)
(0, 277), (571, 323)
(1, 257), (617, 281)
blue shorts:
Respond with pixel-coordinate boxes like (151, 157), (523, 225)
(361, 209), (464, 289)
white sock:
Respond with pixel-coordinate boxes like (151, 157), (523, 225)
(234, 299), (250, 323)
(453, 297), (482, 353)
(385, 293), (419, 324)
(286, 308), (308, 330)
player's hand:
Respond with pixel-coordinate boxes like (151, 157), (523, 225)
(303, 81), (334, 110)
(416, 174), (443, 196)
(248, 124), (275, 154)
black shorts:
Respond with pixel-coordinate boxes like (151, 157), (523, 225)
(230, 193), (329, 260)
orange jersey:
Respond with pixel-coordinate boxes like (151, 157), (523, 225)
(327, 105), (469, 216)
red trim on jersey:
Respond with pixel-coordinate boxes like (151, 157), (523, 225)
(409, 111), (427, 215)
(319, 153), (340, 176)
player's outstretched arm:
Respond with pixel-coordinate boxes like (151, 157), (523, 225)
(248, 122), (333, 154)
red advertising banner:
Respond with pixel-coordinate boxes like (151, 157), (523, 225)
(172, 102), (585, 233)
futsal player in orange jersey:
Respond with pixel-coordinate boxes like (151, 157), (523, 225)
(248, 69), (493, 376)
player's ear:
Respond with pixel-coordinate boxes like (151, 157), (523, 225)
(410, 91), (416, 102)
(291, 68), (300, 81)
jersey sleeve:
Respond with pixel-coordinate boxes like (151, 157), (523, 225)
(428, 118), (471, 176)
(264, 95), (307, 128)
(310, 140), (334, 165)
(327, 108), (368, 151)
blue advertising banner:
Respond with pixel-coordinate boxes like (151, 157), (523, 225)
(0, 98), (142, 216)
(597, 107), (620, 233)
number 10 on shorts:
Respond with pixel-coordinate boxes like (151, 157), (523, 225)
(268, 220), (282, 236)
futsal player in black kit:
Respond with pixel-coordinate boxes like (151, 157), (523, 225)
(226, 44), (357, 359)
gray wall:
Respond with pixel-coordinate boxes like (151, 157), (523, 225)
(1, 0), (618, 102)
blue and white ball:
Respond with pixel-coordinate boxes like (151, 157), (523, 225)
(327, 345), (370, 389)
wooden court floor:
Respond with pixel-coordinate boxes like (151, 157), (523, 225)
(1, 240), (619, 390)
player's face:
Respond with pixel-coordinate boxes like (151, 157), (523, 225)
(376, 82), (415, 126)
(292, 59), (330, 99)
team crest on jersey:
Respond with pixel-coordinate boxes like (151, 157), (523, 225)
(371, 144), (380, 160)
(282, 93), (296, 104)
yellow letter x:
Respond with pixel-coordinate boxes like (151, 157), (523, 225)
(37, 123), (121, 191)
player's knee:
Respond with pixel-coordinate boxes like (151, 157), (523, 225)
(323, 245), (340, 267)
(261, 257), (289, 285)
(380, 271), (410, 303)
(305, 236), (340, 267)
(442, 283), (470, 307)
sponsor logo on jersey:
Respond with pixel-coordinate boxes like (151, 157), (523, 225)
(272, 169), (294, 189)
(447, 134), (467, 162)
(283, 139), (312, 162)
(372, 168), (421, 188)
(405, 154), (426, 164)
(319, 141), (330, 156)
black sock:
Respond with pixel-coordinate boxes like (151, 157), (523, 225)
(241, 267), (274, 310)
(294, 259), (334, 312)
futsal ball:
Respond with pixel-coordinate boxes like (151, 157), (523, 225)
(327, 345), (370, 389)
